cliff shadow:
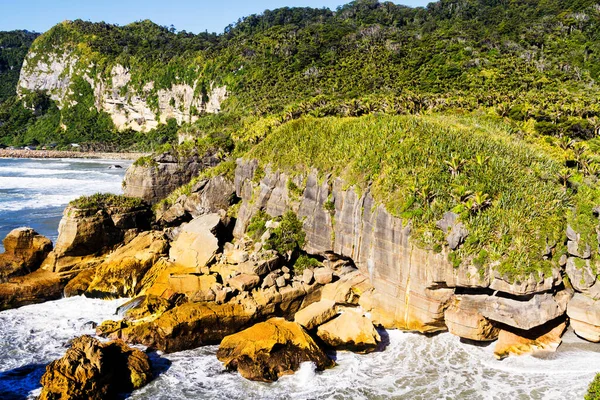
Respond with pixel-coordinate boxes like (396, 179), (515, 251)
(0, 362), (46, 400)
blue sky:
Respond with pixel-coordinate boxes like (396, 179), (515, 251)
(0, 0), (431, 34)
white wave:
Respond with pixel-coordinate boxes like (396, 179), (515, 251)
(0, 176), (122, 191)
(0, 166), (117, 177)
(1, 296), (599, 400)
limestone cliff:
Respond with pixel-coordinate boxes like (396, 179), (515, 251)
(18, 56), (226, 132)
(233, 159), (569, 339)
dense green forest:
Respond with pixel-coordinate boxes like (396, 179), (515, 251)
(0, 30), (38, 104)
(2, 0), (600, 147)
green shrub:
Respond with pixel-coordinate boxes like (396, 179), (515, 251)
(246, 209), (268, 241)
(586, 374), (600, 400)
(266, 210), (306, 255)
(69, 193), (144, 210)
(293, 253), (321, 273)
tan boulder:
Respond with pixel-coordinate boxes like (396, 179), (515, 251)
(317, 309), (381, 353)
(228, 273), (260, 292)
(39, 335), (152, 400)
(167, 273), (217, 296)
(217, 318), (334, 382)
(169, 214), (222, 269)
(294, 299), (337, 330)
(493, 319), (567, 359)
(0, 228), (52, 281)
(85, 231), (169, 298)
(444, 296), (499, 341)
(314, 267), (333, 285)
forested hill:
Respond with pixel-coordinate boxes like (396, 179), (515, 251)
(2, 0), (600, 147)
(0, 31), (38, 103)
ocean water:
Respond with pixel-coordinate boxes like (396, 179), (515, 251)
(0, 296), (599, 400)
(0, 158), (129, 251)
(1, 158), (599, 399)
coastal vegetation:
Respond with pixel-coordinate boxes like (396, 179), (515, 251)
(69, 193), (145, 210)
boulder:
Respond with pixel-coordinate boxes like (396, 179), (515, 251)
(85, 231), (169, 298)
(436, 212), (467, 250)
(0, 270), (63, 310)
(567, 293), (600, 342)
(302, 268), (314, 285)
(228, 273), (260, 292)
(294, 299), (337, 330)
(444, 296), (499, 341)
(169, 214), (222, 269)
(216, 318), (334, 382)
(184, 175), (237, 217)
(167, 273), (217, 296)
(39, 335), (152, 400)
(0, 228), (52, 281)
(316, 310), (381, 353)
(103, 301), (260, 353)
(313, 267), (333, 285)
(493, 318), (567, 359)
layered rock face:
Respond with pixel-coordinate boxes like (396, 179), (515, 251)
(39, 335), (152, 400)
(0, 228), (52, 282)
(19, 55), (227, 131)
(41, 201), (151, 274)
(123, 151), (221, 204)
(233, 159), (570, 345)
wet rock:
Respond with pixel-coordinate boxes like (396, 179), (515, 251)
(0, 228), (52, 282)
(0, 270), (63, 310)
(85, 231), (169, 298)
(294, 299), (337, 330)
(39, 335), (152, 400)
(216, 318), (334, 382)
(316, 310), (381, 353)
(106, 301), (260, 353)
(117, 295), (173, 323)
(493, 318), (567, 359)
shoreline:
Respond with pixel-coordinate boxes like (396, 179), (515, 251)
(0, 149), (147, 160)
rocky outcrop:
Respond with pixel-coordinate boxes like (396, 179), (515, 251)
(316, 310), (381, 353)
(117, 295), (174, 323)
(156, 175), (237, 226)
(123, 151), (220, 204)
(0, 228), (52, 282)
(39, 335), (152, 400)
(84, 231), (169, 298)
(19, 49), (227, 131)
(493, 318), (567, 359)
(42, 201), (151, 274)
(216, 318), (334, 382)
(0, 269), (63, 310)
(99, 301), (259, 353)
